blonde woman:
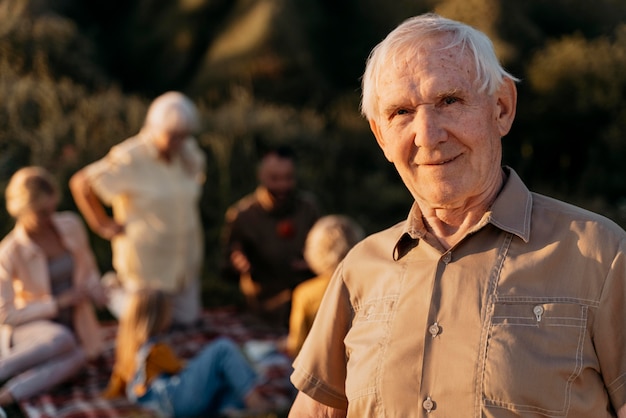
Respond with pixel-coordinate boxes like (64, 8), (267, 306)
(0, 167), (107, 414)
(103, 287), (271, 417)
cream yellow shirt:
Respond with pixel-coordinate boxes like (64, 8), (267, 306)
(292, 168), (626, 417)
(85, 133), (205, 292)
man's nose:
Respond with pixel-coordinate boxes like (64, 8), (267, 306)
(412, 106), (446, 148)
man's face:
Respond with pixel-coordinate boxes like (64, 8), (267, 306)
(369, 35), (516, 211)
(259, 153), (296, 202)
(153, 129), (190, 158)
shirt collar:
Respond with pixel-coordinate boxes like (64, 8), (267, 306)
(255, 186), (277, 212)
(254, 186), (298, 216)
(393, 166), (532, 260)
(13, 214), (64, 259)
(485, 166), (532, 243)
(140, 132), (161, 160)
(14, 222), (34, 250)
(139, 131), (186, 164)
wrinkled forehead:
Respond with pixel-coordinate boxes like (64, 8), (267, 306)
(386, 34), (474, 77)
(377, 38), (477, 95)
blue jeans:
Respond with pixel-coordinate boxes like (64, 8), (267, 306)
(138, 337), (258, 417)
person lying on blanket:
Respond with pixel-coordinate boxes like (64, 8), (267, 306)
(102, 287), (272, 417)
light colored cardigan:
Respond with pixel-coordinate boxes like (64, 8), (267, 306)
(0, 211), (106, 359)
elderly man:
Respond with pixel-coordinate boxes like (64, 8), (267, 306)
(289, 13), (626, 417)
(70, 91), (206, 326)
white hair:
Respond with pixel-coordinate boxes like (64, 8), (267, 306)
(304, 215), (365, 275)
(143, 91), (200, 134)
(361, 13), (519, 121)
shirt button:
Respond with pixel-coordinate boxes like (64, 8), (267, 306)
(428, 322), (440, 338)
(442, 252), (452, 264)
(423, 396), (434, 412)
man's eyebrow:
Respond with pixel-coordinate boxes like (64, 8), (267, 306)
(435, 88), (462, 99)
(381, 104), (401, 115)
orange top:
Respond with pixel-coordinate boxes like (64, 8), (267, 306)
(102, 342), (185, 399)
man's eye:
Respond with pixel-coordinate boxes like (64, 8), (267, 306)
(387, 108), (410, 121)
(442, 96), (459, 105)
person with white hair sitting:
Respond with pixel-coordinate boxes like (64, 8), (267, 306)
(70, 91), (206, 327)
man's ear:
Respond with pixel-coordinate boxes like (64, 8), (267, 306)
(369, 118), (393, 162)
(495, 78), (517, 137)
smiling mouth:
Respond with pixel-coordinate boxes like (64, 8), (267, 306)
(421, 155), (459, 166)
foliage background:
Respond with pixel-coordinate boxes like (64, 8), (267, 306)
(2, 0), (626, 304)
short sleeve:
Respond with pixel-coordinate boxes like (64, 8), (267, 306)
(290, 262), (351, 409)
(594, 239), (626, 411)
(83, 145), (133, 206)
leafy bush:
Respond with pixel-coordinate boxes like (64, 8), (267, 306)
(2, 0), (626, 291)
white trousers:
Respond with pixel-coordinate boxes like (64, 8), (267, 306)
(0, 320), (86, 400)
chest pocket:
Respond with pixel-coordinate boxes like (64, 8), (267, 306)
(344, 297), (396, 402)
(483, 301), (588, 416)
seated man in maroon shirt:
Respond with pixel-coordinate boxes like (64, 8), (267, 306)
(221, 145), (320, 329)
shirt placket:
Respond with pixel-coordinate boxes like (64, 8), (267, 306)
(419, 249), (453, 416)
(474, 232), (514, 417)
(417, 232), (514, 417)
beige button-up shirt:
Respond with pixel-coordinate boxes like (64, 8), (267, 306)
(291, 168), (626, 417)
(85, 133), (205, 292)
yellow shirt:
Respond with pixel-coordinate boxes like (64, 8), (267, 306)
(85, 134), (205, 292)
(286, 272), (331, 358)
(292, 168), (626, 417)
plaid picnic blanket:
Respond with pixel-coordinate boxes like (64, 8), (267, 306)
(18, 308), (297, 418)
